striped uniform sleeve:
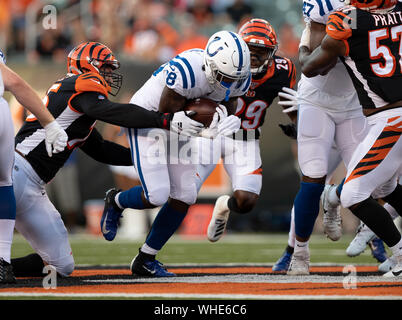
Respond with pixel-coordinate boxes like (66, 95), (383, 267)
(75, 72), (110, 97)
(326, 10), (353, 55)
(163, 54), (196, 97)
(286, 58), (297, 89)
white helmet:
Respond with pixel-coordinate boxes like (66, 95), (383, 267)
(204, 31), (250, 93)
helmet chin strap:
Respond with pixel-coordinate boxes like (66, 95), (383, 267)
(221, 80), (232, 102)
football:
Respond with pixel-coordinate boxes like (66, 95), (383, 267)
(184, 98), (218, 127)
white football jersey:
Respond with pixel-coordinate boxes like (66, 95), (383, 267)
(300, 0), (360, 110)
(130, 49), (251, 111)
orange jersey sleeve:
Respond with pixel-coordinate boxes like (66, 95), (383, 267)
(326, 11), (353, 40)
(75, 72), (110, 97)
(326, 10), (354, 56)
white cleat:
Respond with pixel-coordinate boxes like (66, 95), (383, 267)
(321, 184), (342, 241)
(383, 255), (402, 278)
(207, 195), (231, 242)
(346, 222), (376, 257)
(287, 251), (310, 275)
(379, 256), (397, 273)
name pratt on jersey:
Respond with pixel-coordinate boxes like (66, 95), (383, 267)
(373, 11), (402, 26)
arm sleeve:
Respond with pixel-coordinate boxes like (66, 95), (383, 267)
(79, 128), (133, 166)
(71, 92), (172, 129)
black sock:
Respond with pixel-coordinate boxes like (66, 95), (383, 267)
(286, 245), (294, 254)
(227, 196), (239, 212)
(351, 197), (402, 248)
(11, 253), (45, 277)
(383, 184), (402, 217)
(138, 248), (155, 262)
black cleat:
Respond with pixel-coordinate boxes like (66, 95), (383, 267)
(0, 258), (16, 284)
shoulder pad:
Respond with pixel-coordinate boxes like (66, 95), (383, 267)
(75, 72), (109, 96)
(326, 9), (354, 40)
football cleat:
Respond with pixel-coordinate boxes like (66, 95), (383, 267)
(287, 250), (310, 275)
(0, 258), (16, 284)
(383, 255), (402, 278)
(321, 184), (342, 241)
(130, 253), (175, 277)
(207, 195), (231, 242)
(272, 250), (293, 272)
(100, 188), (123, 241)
(368, 237), (388, 263)
(379, 256), (397, 273)
(346, 222), (376, 257)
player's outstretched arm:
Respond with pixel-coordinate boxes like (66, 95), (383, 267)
(73, 91), (203, 136)
(79, 128), (133, 166)
(1, 63), (54, 127)
(0, 63), (68, 156)
(299, 35), (346, 78)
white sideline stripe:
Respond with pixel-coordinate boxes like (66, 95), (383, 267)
(82, 275), (402, 284)
(0, 292), (401, 300)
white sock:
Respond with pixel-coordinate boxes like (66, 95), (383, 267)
(141, 243), (159, 256)
(294, 239), (309, 255)
(288, 206), (296, 248)
(0, 219), (15, 263)
(114, 193), (124, 210)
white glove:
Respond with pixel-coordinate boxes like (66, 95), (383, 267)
(44, 120), (68, 157)
(215, 104), (241, 136)
(171, 110), (204, 136)
(199, 111), (219, 139)
(278, 87), (298, 114)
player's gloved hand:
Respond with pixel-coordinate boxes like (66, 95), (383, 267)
(200, 111), (219, 139)
(215, 104), (241, 136)
(279, 123), (297, 140)
(171, 110), (204, 136)
(278, 87), (298, 114)
(44, 120), (68, 157)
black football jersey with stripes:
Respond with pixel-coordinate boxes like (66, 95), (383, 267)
(234, 55), (296, 139)
(15, 72), (108, 183)
(327, 3), (402, 109)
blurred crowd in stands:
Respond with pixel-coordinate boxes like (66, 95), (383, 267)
(0, 0), (302, 64)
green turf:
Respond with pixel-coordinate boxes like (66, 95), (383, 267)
(11, 232), (387, 265)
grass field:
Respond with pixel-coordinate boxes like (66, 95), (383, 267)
(11, 232), (386, 266)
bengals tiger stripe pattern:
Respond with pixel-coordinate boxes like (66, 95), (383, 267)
(345, 116), (402, 183)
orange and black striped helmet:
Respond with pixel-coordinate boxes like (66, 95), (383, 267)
(239, 18), (278, 75)
(67, 42), (122, 96)
(349, 0), (397, 10)
(239, 18), (278, 50)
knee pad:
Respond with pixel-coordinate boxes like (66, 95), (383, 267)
(54, 255), (75, 277)
(170, 188), (198, 205)
(340, 182), (365, 209)
(147, 186), (170, 207)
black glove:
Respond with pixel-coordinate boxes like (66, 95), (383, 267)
(279, 123), (297, 140)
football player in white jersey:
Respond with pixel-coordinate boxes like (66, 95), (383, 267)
(194, 19), (298, 243)
(0, 50), (67, 283)
(283, 0), (371, 275)
(101, 31), (251, 277)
